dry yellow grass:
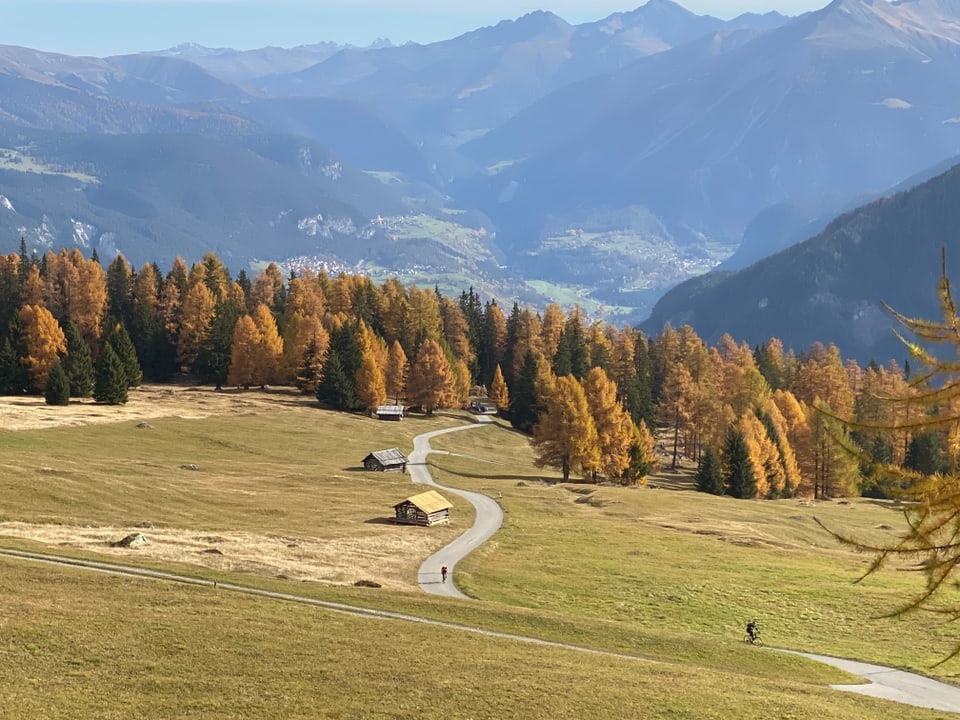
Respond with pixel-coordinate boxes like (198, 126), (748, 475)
(0, 384), (471, 589)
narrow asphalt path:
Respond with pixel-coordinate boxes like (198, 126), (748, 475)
(408, 415), (502, 598)
(787, 651), (960, 714)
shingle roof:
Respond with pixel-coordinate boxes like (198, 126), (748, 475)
(369, 448), (406, 464)
(395, 490), (452, 514)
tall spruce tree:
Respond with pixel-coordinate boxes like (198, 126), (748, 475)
(44, 359), (70, 406)
(696, 445), (725, 495)
(509, 350), (541, 434)
(905, 431), (946, 476)
(62, 321), (95, 398)
(0, 336), (26, 395)
(1, 315), (29, 395)
(105, 321), (142, 387)
(724, 428), (756, 499)
(94, 342), (128, 405)
(196, 299), (241, 390)
(105, 255), (134, 330)
(316, 353), (355, 410)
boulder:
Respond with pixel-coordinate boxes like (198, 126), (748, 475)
(112, 533), (148, 548)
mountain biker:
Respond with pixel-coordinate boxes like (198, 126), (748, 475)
(746, 620), (759, 643)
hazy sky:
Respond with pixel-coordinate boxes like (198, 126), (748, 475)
(3, 1), (832, 57)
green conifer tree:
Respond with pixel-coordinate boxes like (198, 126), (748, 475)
(0, 336), (25, 395)
(105, 321), (142, 387)
(509, 350), (541, 434)
(196, 299), (241, 390)
(696, 445), (725, 495)
(44, 359), (70, 406)
(316, 352), (355, 410)
(905, 431), (946, 476)
(94, 342), (128, 405)
(724, 428), (756, 499)
(0, 315), (29, 395)
(62, 321), (95, 398)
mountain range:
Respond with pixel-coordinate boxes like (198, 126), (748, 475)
(643, 158), (960, 363)
(1, 0), (960, 357)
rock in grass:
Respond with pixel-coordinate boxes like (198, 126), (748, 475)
(112, 533), (148, 548)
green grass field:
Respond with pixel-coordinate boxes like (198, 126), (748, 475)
(1, 396), (958, 718)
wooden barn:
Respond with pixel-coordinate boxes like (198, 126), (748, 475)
(376, 405), (405, 421)
(393, 490), (452, 526)
(363, 448), (407, 472)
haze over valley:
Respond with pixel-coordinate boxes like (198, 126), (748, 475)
(2, 0), (960, 359)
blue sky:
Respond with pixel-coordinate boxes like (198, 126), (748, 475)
(3, 1), (831, 57)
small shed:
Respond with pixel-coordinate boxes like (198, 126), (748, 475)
(393, 490), (452, 526)
(363, 448), (407, 472)
(376, 404), (405, 421)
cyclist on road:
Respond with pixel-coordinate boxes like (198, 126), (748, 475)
(441, 565), (448, 584)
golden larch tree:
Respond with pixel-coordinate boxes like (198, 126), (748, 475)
(439, 295), (474, 367)
(761, 395), (803, 496)
(531, 375), (600, 482)
(406, 339), (455, 415)
(177, 281), (216, 371)
(227, 315), (261, 389)
(539, 302), (565, 361)
(407, 286), (442, 349)
(385, 339), (408, 404)
(657, 362), (694, 469)
(489, 363), (510, 414)
(20, 263), (44, 306)
(19, 304), (66, 390)
(251, 303), (283, 386)
(583, 366), (635, 481)
(64, 250), (107, 349)
(283, 272), (325, 328)
(740, 409), (785, 498)
(771, 389), (815, 497)
(356, 347), (387, 413)
(327, 273), (356, 316)
(248, 263), (285, 314)
(378, 278), (409, 348)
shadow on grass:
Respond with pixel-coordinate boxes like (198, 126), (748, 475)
(428, 458), (554, 484)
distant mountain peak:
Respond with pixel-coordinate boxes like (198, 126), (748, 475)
(464, 9), (572, 44)
(805, 0), (960, 48)
(640, 0), (701, 15)
(508, 9), (569, 31)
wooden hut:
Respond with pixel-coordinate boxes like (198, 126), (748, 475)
(376, 405), (405, 421)
(363, 448), (407, 472)
(393, 490), (452, 526)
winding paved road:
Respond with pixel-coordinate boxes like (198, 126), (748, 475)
(790, 651), (960, 714)
(408, 415), (502, 598)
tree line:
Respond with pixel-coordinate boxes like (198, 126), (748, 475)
(0, 241), (942, 496)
